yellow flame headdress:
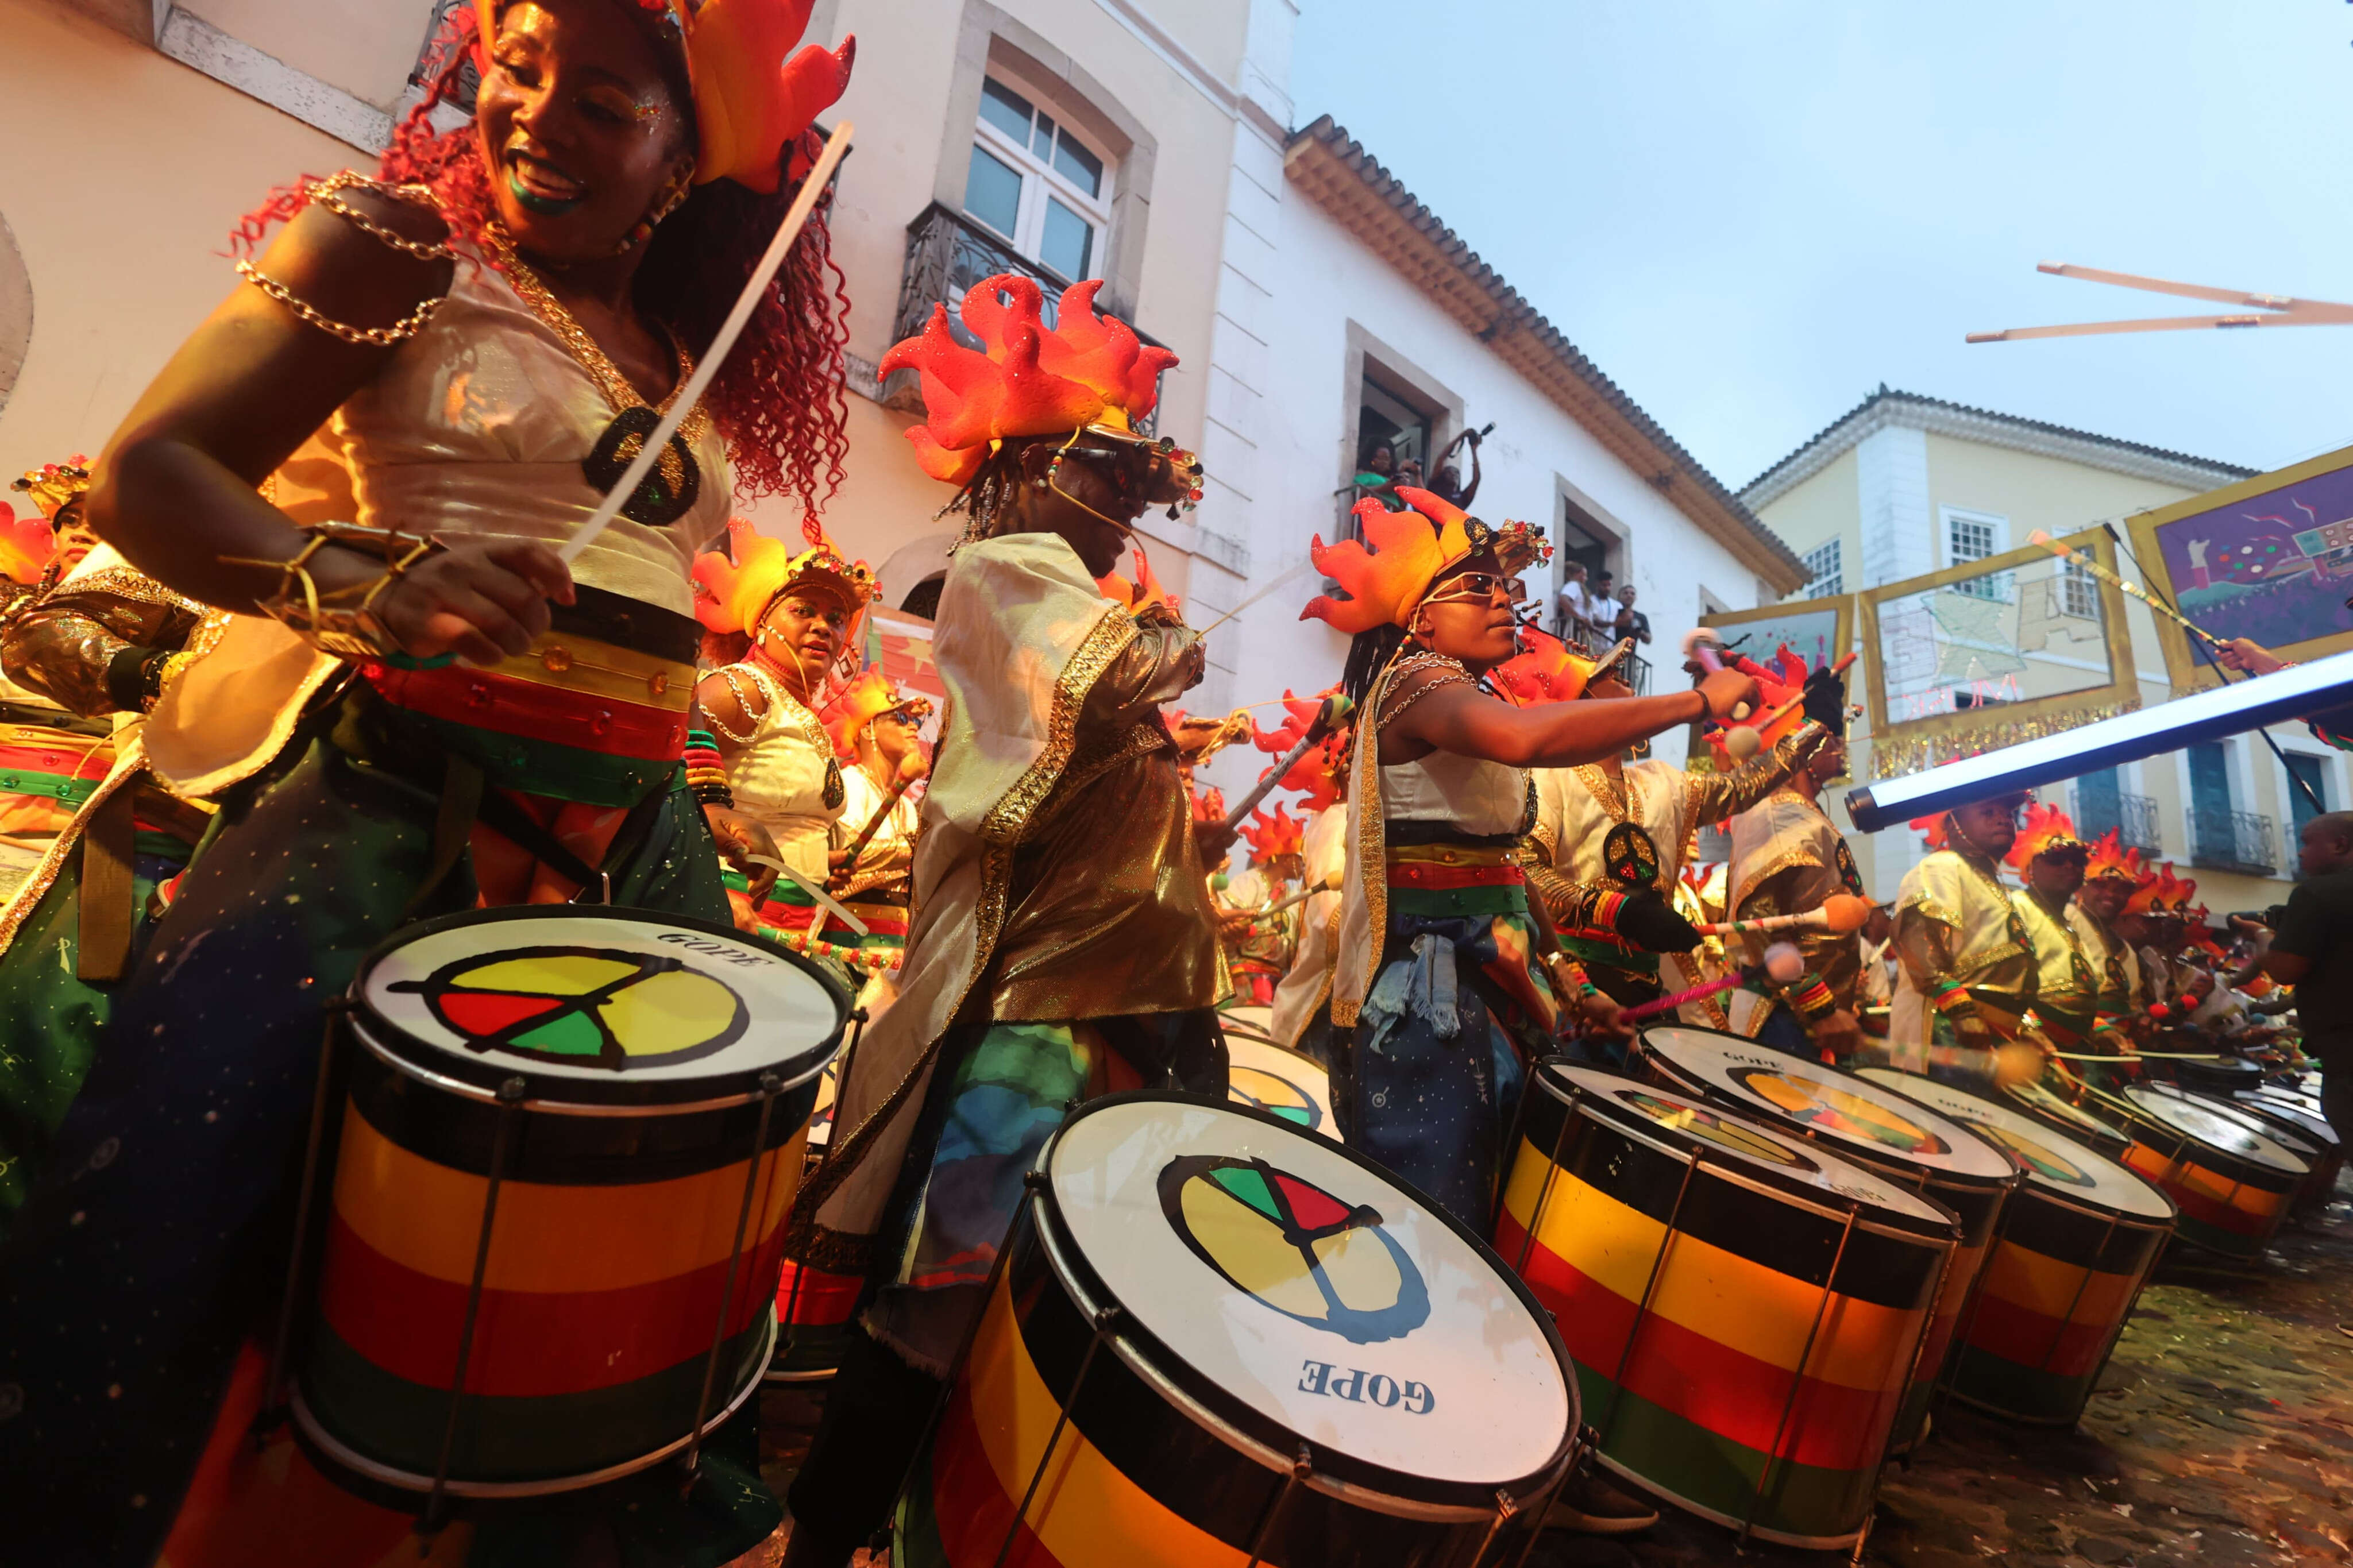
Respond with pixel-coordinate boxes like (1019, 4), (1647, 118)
(691, 515), (878, 638)
(821, 667), (931, 758)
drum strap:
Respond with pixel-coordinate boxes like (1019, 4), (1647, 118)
(404, 752), (670, 914)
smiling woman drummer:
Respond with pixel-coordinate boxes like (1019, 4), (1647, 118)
(0, 1), (856, 1563)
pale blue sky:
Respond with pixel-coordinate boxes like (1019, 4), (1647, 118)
(1289, 0), (2353, 491)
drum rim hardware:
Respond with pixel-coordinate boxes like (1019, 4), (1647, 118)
(932, 1090), (1583, 1560)
(352, 904), (854, 1108)
(1854, 1067), (2175, 1221)
(1513, 1061), (1960, 1551)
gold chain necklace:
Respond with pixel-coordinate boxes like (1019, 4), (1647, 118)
(1573, 762), (1645, 825)
(747, 655), (846, 812)
(484, 224), (714, 452)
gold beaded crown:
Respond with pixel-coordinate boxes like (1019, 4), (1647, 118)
(11, 457), (91, 520)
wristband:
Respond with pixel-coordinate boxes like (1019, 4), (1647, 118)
(1928, 980), (1979, 1021)
(1783, 974), (1837, 1024)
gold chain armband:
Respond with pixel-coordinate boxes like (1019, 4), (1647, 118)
(222, 523), (443, 660)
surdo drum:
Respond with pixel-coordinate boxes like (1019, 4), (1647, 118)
(1628, 1026), (2018, 1455)
(2134, 1083), (2335, 1221)
(1495, 1063), (1956, 1548)
(900, 1094), (1578, 1567)
(2086, 1084), (2309, 1260)
(2003, 1079), (2132, 1161)
(286, 908), (846, 1499)
(1856, 1069), (2175, 1425)
(1224, 1030), (1338, 1138)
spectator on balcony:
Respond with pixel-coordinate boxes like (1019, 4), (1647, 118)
(1587, 570), (1622, 641)
(1351, 439), (1404, 512)
(1553, 561), (1589, 642)
(1429, 425), (1485, 509)
(1614, 583), (1652, 646)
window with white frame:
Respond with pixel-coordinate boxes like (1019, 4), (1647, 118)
(2059, 559), (2099, 619)
(1802, 538), (1843, 598)
(1944, 508), (2009, 601)
(965, 74), (1116, 284)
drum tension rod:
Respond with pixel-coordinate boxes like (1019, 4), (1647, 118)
(262, 1001), (356, 1434)
(1241, 1443), (1315, 1568)
(1736, 1201), (1858, 1551)
(682, 1071), (785, 1487)
(992, 1303), (1123, 1568)
(422, 1074), (529, 1542)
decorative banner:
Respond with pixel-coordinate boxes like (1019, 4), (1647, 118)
(866, 605), (944, 742)
(1858, 526), (2138, 779)
(2124, 441), (2353, 693)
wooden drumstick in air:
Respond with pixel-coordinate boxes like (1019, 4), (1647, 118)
(1258, 867), (1342, 918)
(1680, 631), (1753, 721)
(1221, 693), (1353, 832)
(560, 123), (855, 565)
(834, 752), (924, 878)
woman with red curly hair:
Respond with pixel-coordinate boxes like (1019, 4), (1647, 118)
(0, 1), (855, 1562)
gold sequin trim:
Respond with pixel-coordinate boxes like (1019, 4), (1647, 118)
(44, 566), (206, 616)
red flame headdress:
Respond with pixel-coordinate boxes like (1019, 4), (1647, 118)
(1489, 629), (1631, 707)
(1701, 645), (1811, 766)
(1095, 546), (1181, 623)
(1251, 688), (1348, 812)
(878, 275), (1194, 494)
(1301, 487), (1497, 635)
(692, 516), (879, 638)
(2124, 863), (2195, 916)
(2005, 801), (2088, 870)
(0, 504), (58, 587)
(475, 1), (854, 194)
(1239, 802), (1306, 863)
(2083, 830), (2144, 884)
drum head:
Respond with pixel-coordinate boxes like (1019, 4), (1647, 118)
(2004, 1080), (2127, 1144)
(1545, 1063), (1955, 1233)
(1856, 1068), (2170, 1221)
(1224, 1033), (1335, 1136)
(1638, 1027), (2012, 1187)
(2143, 1085), (2320, 1158)
(357, 907), (847, 1104)
(2120, 1085), (2308, 1175)
(1047, 1096), (1571, 1490)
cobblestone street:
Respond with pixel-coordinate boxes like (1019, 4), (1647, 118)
(1617, 1177), (2353, 1568)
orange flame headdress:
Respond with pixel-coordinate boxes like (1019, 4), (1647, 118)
(821, 667), (932, 758)
(1489, 628), (1631, 707)
(477, 1), (854, 194)
(878, 275), (1194, 496)
(1239, 802), (1306, 863)
(1095, 546), (1181, 623)
(1702, 645), (1811, 765)
(1301, 487), (1498, 635)
(2123, 862), (2194, 916)
(1251, 689), (1348, 812)
(2005, 802), (2088, 870)
(11, 455), (89, 521)
(2084, 830), (2144, 884)
(0, 504), (57, 586)
(692, 516), (879, 638)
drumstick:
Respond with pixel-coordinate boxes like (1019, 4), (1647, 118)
(1692, 893), (1873, 939)
(1193, 558), (1318, 637)
(1610, 943), (1805, 1024)
(834, 770), (914, 874)
(1679, 632), (1753, 721)
(2023, 531), (2250, 658)
(747, 855), (870, 938)
(560, 123), (854, 565)
(1257, 868), (1343, 918)
(1221, 694), (1353, 831)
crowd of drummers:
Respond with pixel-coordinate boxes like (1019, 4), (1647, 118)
(0, 2), (2340, 1562)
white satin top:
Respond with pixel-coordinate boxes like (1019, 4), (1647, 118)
(1380, 750), (1530, 836)
(271, 245), (730, 616)
(713, 661), (839, 880)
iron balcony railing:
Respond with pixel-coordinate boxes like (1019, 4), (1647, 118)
(889, 202), (1160, 434)
(2189, 808), (2276, 877)
(2077, 790), (2162, 856)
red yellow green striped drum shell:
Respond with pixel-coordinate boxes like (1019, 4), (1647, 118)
(899, 1095), (1578, 1567)
(1629, 1026), (2017, 1457)
(294, 907), (847, 1495)
(1855, 1068), (2174, 1426)
(2227, 1090), (2343, 1214)
(1496, 1063), (1957, 1550)
(2091, 1083), (2307, 1261)
(2089, 1086), (2306, 1260)
(2136, 1083), (2334, 1219)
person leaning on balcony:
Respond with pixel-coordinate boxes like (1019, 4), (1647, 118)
(1429, 423), (1485, 508)
(1586, 569), (1621, 637)
(1553, 559), (1588, 640)
(1614, 581), (1652, 644)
